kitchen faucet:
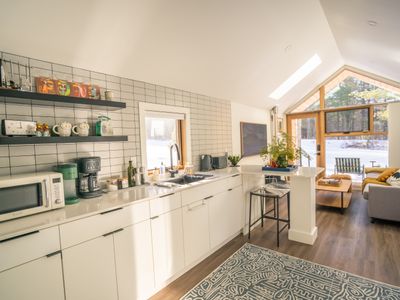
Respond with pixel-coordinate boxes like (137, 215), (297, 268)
(169, 143), (181, 178)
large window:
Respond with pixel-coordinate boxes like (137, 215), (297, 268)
(324, 70), (400, 108)
(326, 135), (388, 181)
(287, 68), (395, 182)
(325, 108), (369, 133)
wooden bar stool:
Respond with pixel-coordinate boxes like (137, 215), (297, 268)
(248, 185), (290, 247)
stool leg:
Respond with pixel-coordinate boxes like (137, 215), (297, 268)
(276, 197), (280, 247)
(287, 193), (290, 229)
(248, 193), (252, 239)
(261, 196), (264, 228)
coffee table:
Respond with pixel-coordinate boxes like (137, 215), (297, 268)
(316, 179), (352, 214)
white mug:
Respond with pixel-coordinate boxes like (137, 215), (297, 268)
(105, 90), (113, 100)
(52, 122), (72, 137)
(72, 122), (90, 136)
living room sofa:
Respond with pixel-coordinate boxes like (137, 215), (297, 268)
(362, 167), (400, 222)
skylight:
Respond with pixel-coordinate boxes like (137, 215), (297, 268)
(269, 54), (321, 100)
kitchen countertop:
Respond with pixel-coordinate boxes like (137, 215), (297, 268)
(0, 168), (241, 241)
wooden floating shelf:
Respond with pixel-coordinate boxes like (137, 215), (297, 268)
(0, 88), (126, 110)
(0, 136), (128, 145)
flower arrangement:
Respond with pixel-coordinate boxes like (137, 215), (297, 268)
(259, 133), (310, 168)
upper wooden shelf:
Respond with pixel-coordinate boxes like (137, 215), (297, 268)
(0, 88), (126, 110)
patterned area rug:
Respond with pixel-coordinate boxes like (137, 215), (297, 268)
(181, 243), (400, 299)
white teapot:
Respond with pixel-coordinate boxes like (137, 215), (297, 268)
(72, 122), (90, 136)
(52, 122), (72, 137)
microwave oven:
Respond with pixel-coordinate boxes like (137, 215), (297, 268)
(0, 172), (65, 222)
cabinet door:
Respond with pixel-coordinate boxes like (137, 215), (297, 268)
(63, 235), (118, 300)
(114, 220), (155, 300)
(182, 199), (210, 266)
(0, 253), (64, 300)
(209, 186), (244, 249)
(151, 208), (185, 287)
(229, 185), (244, 235)
(209, 192), (231, 249)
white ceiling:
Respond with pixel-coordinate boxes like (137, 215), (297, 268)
(320, 0), (400, 85)
(0, 0), (397, 111)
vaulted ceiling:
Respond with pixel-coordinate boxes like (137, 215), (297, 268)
(0, 1), (398, 111)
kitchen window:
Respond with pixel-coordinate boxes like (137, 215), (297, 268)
(139, 103), (191, 171)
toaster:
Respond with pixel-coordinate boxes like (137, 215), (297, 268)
(212, 156), (227, 169)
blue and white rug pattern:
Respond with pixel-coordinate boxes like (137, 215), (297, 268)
(182, 243), (400, 299)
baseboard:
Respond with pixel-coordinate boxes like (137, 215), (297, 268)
(288, 226), (318, 245)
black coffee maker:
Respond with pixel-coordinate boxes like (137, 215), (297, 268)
(77, 157), (102, 198)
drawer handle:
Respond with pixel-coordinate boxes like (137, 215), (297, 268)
(0, 230), (39, 243)
(188, 201), (206, 211)
(203, 195), (213, 200)
(228, 188), (233, 191)
(100, 207), (123, 215)
(160, 192), (175, 198)
(46, 250), (62, 258)
(232, 174), (240, 177)
(103, 228), (124, 237)
(150, 216), (159, 220)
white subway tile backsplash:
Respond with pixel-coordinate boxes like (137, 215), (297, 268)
(10, 156), (35, 167)
(1, 51), (232, 178)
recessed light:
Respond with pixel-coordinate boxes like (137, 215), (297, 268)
(284, 45), (292, 53)
(269, 54), (322, 100)
(367, 20), (378, 26)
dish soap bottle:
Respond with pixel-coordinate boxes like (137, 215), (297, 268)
(160, 162), (165, 175)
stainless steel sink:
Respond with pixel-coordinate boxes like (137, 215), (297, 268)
(164, 174), (214, 185)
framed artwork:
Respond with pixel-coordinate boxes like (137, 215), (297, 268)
(240, 122), (268, 157)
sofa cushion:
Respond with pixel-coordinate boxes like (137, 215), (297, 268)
(362, 177), (389, 193)
(387, 170), (400, 186)
(376, 168), (398, 182)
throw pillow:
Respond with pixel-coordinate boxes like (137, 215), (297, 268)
(377, 168), (398, 182)
(387, 170), (400, 186)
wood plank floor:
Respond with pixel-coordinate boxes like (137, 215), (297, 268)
(150, 190), (400, 300)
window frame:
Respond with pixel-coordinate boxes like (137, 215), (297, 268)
(139, 102), (191, 172)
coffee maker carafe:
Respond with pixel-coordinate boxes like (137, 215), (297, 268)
(78, 157), (102, 198)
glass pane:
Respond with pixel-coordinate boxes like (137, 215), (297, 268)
(325, 71), (400, 108)
(145, 117), (178, 169)
(290, 117), (317, 167)
(291, 91), (320, 113)
(0, 184), (41, 214)
(325, 135), (388, 182)
(374, 105), (388, 132)
(325, 108), (369, 133)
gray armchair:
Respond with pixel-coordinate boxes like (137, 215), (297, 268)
(364, 184), (400, 222)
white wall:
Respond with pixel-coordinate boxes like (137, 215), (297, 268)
(388, 102), (400, 167)
(231, 102), (270, 165)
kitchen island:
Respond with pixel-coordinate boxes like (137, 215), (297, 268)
(241, 165), (324, 245)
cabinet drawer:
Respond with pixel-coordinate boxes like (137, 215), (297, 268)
(60, 201), (150, 249)
(150, 192), (181, 217)
(226, 174), (242, 190)
(181, 181), (222, 206)
(0, 226), (60, 272)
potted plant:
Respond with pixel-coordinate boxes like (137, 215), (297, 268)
(259, 133), (310, 169)
(228, 155), (241, 167)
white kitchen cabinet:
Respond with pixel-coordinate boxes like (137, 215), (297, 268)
(182, 199), (210, 266)
(63, 235), (118, 300)
(114, 220), (155, 300)
(209, 186), (243, 249)
(0, 253), (64, 300)
(151, 208), (185, 287)
(229, 185), (244, 234)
